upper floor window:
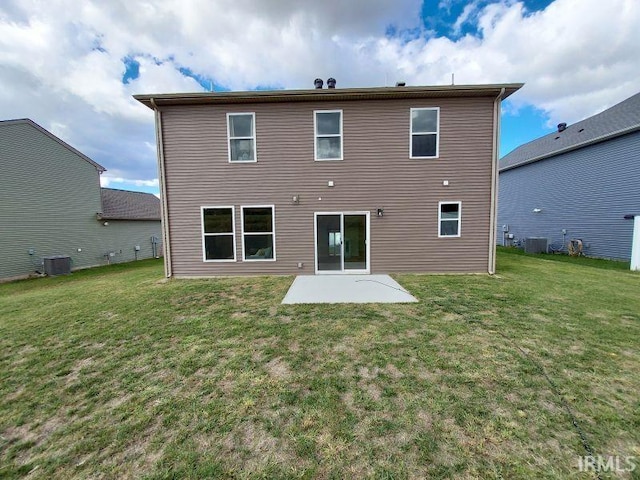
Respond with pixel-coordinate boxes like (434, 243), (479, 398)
(438, 201), (461, 237)
(227, 113), (256, 162)
(410, 108), (439, 158)
(315, 110), (343, 161)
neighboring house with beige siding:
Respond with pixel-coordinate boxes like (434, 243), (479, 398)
(135, 83), (521, 277)
(0, 119), (162, 281)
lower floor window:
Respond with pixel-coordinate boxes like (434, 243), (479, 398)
(242, 206), (275, 260)
(202, 207), (235, 261)
(204, 235), (234, 260)
(439, 201), (461, 237)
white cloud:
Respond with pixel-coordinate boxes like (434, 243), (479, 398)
(452, 1), (480, 36)
(101, 176), (159, 188)
(0, 0), (638, 190)
(372, 0), (640, 124)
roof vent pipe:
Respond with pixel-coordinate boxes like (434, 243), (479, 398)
(327, 77), (336, 89)
(557, 122), (567, 132)
(314, 78), (324, 89)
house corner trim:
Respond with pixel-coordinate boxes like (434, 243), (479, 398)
(488, 87), (505, 274)
(151, 98), (172, 278)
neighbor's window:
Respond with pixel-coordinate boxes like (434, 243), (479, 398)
(439, 202), (461, 237)
(315, 110), (343, 160)
(228, 113), (256, 162)
(202, 207), (236, 261)
(242, 206), (275, 261)
(410, 108), (439, 158)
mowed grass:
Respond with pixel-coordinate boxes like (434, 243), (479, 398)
(0, 252), (638, 479)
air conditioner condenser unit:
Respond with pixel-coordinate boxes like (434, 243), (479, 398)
(524, 237), (548, 254)
(43, 255), (71, 276)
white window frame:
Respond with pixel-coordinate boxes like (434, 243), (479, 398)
(241, 205), (276, 262)
(227, 112), (257, 163)
(410, 107), (440, 159)
(201, 206), (236, 262)
(314, 109), (343, 161)
(438, 201), (461, 238)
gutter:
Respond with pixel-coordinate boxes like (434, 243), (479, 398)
(134, 83), (523, 107)
(488, 87), (506, 275)
(150, 97), (172, 278)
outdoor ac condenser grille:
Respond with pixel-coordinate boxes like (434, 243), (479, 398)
(524, 237), (548, 254)
(43, 255), (71, 276)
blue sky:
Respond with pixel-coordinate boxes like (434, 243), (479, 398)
(419, 0), (557, 155)
(1, 0), (638, 195)
(422, 0), (552, 37)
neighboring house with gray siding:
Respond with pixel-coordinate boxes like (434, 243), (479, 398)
(135, 82), (521, 277)
(498, 92), (640, 260)
(99, 188), (163, 261)
(0, 119), (162, 281)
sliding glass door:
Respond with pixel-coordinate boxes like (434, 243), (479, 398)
(343, 214), (367, 271)
(315, 212), (369, 273)
(316, 214), (342, 271)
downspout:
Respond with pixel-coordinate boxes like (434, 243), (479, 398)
(150, 98), (172, 278)
(488, 87), (505, 275)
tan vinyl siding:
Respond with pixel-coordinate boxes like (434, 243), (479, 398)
(159, 96), (495, 275)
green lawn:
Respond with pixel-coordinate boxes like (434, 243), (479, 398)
(0, 251), (638, 479)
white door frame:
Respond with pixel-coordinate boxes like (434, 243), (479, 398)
(314, 211), (370, 274)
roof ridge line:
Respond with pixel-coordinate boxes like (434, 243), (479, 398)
(500, 124), (640, 172)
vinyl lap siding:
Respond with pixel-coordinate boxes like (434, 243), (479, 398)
(0, 122), (104, 279)
(0, 122), (163, 280)
(160, 96), (496, 275)
(498, 131), (640, 260)
(100, 220), (162, 263)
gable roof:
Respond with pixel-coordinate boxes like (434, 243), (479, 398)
(134, 83), (523, 108)
(500, 92), (640, 172)
(100, 188), (161, 221)
(0, 118), (106, 173)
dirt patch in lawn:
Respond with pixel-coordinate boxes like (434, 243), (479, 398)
(220, 421), (300, 471)
(65, 357), (94, 385)
(3, 415), (65, 452)
(357, 366), (381, 380)
(264, 357), (291, 380)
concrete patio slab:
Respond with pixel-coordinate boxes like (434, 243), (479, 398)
(281, 274), (418, 304)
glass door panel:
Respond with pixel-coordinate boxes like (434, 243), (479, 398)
(344, 215), (367, 271)
(316, 214), (342, 271)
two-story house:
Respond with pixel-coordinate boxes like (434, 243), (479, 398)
(0, 118), (162, 281)
(135, 82), (522, 277)
(498, 91), (640, 263)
